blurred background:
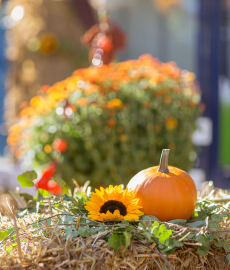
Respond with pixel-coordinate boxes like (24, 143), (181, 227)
(0, 0), (229, 196)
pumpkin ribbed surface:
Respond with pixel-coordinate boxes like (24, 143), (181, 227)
(127, 165), (197, 221)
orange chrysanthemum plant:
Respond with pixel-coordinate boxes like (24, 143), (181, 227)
(85, 185), (144, 221)
(8, 55), (203, 189)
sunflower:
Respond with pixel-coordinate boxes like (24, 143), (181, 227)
(85, 185), (144, 221)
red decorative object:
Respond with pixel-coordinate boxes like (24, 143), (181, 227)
(36, 162), (61, 195)
(36, 162), (56, 190)
(81, 21), (127, 65)
(53, 139), (68, 153)
(47, 180), (62, 195)
(98, 36), (114, 52)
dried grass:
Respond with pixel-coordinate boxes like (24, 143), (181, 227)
(0, 213), (230, 270)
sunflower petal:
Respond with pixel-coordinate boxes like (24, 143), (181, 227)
(90, 193), (104, 206)
(124, 214), (140, 221)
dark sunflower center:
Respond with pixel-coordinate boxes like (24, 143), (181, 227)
(100, 200), (127, 216)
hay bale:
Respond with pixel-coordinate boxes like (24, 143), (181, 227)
(0, 212), (230, 270)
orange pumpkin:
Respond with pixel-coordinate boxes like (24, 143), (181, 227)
(127, 149), (197, 221)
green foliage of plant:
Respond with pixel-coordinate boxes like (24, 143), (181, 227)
(17, 170), (37, 188)
(52, 177), (66, 188)
(11, 57), (202, 188)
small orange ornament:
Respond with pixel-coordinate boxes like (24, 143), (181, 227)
(127, 149), (197, 221)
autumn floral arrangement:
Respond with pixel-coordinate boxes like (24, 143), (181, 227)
(8, 54), (202, 190)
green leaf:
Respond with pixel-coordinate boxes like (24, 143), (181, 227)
(8, 227), (15, 234)
(168, 219), (187, 225)
(52, 177), (66, 188)
(224, 241), (230, 253)
(121, 220), (129, 225)
(151, 221), (159, 228)
(197, 248), (207, 257)
(160, 245), (175, 255)
(34, 189), (50, 202)
(152, 223), (166, 238)
(66, 215), (74, 224)
(124, 231), (132, 248)
(20, 193), (34, 202)
(158, 244), (165, 250)
(209, 233), (215, 240)
(142, 231), (152, 241)
(38, 189), (50, 197)
(60, 211), (71, 223)
(174, 241), (184, 247)
(208, 221), (221, 230)
(187, 220), (205, 228)
(0, 230), (9, 240)
(196, 234), (211, 249)
(65, 228), (72, 239)
(108, 234), (126, 253)
(46, 218), (52, 226)
(17, 170), (37, 188)
(151, 224), (160, 237)
(226, 254), (230, 264)
(140, 215), (159, 221)
(159, 230), (173, 244)
(71, 231), (79, 238)
(78, 226), (90, 237)
(214, 239), (224, 248)
(90, 227), (98, 235)
(3, 245), (14, 254)
(63, 194), (73, 201)
(211, 213), (228, 222)
(158, 224), (167, 234)
(97, 226), (105, 233)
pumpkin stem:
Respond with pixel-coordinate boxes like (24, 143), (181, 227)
(157, 149), (170, 173)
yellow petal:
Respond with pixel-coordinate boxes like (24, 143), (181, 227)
(126, 204), (138, 211)
(113, 209), (124, 220)
(88, 215), (99, 221)
(106, 210), (114, 219)
(87, 210), (101, 215)
(100, 187), (105, 194)
(95, 188), (103, 196)
(85, 205), (95, 212)
(124, 214), (140, 221)
(103, 190), (109, 201)
(90, 193), (104, 206)
(129, 209), (144, 215)
(113, 209), (121, 216)
(85, 201), (100, 211)
(113, 190), (123, 201)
